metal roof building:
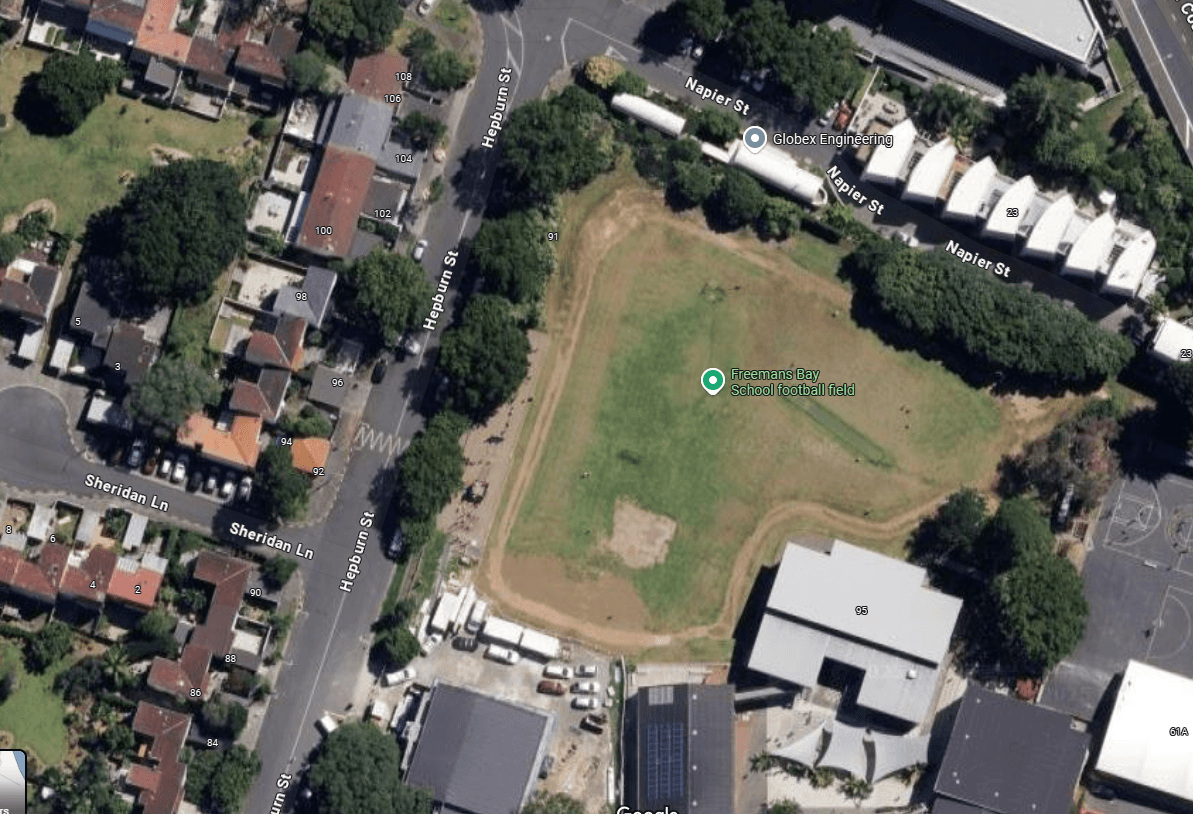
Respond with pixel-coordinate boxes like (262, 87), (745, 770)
(932, 685), (1089, 814)
(1101, 229), (1156, 298)
(480, 616), (523, 647)
(747, 540), (962, 724)
(611, 93), (687, 138)
(902, 139), (957, 204)
(1150, 317), (1193, 364)
(405, 682), (553, 814)
(1094, 661), (1193, 806)
(942, 156), (997, 221)
(625, 684), (734, 814)
(981, 176), (1036, 241)
(729, 142), (828, 206)
(907, 0), (1103, 68)
(861, 119), (917, 186)
(518, 628), (561, 660)
(1061, 211), (1116, 278)
(1021, 194), (1077, 259)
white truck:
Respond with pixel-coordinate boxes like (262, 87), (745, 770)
(465, 599), (489, 634)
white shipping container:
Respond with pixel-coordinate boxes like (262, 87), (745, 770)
(482, 616), (523, 646)
(466, 599), (489, 633)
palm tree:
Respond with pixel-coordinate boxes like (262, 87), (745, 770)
(100, 646), (133, 691)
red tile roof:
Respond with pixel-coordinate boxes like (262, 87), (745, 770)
(0, 544), (68, 603)
(59, 546), (117, 605)
(297, 147), (374, 258)
(244, 314), (305, 370)
(109, 559), (164, 609)
(177, 413), (262, 469)
(130, 702), (190, 814)
(348, 52), (409, 100)
(185, 36), (233, 84)
(135, 0), (191, 62)
(292, 437), (330, 474)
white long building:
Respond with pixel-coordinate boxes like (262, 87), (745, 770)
(611, 93), (686, 138)
(861, 123), (1157, 298)
(729, 141), (828, 206)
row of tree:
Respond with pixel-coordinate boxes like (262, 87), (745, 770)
(845, 239), (1134, 387)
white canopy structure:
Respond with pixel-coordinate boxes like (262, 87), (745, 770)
(1101, 230), (1156, 297)
(773, 723), (827, 767)
(819, 720), (868, 778)
(1021, 193), (1077, 259)
(611, 93), (686, 138)
(982, 176), (1037, 241)
(729, 142), (828, 206)
(861, 119), (917, 186)
(1150, 318), (1193, 364)
(1062, 211), (1116, 277)
(902, 139), (956, 204)
(870, 732), (929, 782)
(942, 156), (997, 221)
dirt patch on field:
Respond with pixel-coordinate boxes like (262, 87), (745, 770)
(1, 199), (56, 233)
(604, 500), (676, 568)
(149, 144), (193, 164)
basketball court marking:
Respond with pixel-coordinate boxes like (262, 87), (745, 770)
(1146, 586), (1193, 664)
(1102, 480), (1162, 557)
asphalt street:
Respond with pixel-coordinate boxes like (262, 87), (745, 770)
(1119, 0), (1193, 162)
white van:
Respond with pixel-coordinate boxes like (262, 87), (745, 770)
(486, 644), (521, 665)
(316, 715), (339, 736)
(465, 599), (488, 634)
(543, 664), (573, 680)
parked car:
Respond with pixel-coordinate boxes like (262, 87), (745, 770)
(187, 468), (203, 492)
(572, 696), (600, 710)
(580, 714), (605, 734)
(679, 36), (694, 53)
(237, 475), (253, 502)
(452, 635), (479, 652)
(485, 644), (520, 665)
(387, 525), (405, 559)
(818, 105), (836, 127)
(220, 474), (236, 501)
(171, 454), (188, 484)
(572, 680), (600, 694)
(158, 452), (173, 478)
(421, 631), (444, 656)
(204, 470), (219, 493)
(398, 333), (422, 361)
(537, 680), (567, 696)
(371, 357), (388, 384)
(126, 438), (146, 469)
(316, 715), (338, 736)
(538, 755), (555, 780)
(690, 43), (704, 59)
(543, 664), (573, 680)
(575, 664), (598, 677)
(412, 239), (428, 261)
(384, 667), (416, 686)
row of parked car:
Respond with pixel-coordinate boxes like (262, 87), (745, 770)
(536, 663), (609, 709)
(125, 439), (252, 501)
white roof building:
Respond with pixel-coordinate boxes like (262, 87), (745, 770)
(1021, 194), (1077, 259)
(982, 176), (1037, 241)
(861, 119), (917, 186)
(1150, 317), (1193, 364)
(1095, 661), (1193, 803)
(611, 93), (687, 138)
(1102, 230), (1156, 298)
(1062, 211), (1116, 278)
(518, 628), (561, 660)
(942, 156), (997, 221)
(747, 540), (962, 723)
(481, 616), (524, 647)
(729, 142), (828, 206)
(902, 139), (956, 204)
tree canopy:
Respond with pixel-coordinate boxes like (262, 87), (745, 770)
(707, 167), (766, 230)
(497, 86), (614, 207)
(439, 295), (531, 421)
(284, 50), (328, 95)
(372, 625), (420, 669)
(131, 355), (222, 430)
(26, 620), (74, 672)
(308, 0), (402, 55)
(343, 248), (433, 346)
(184, 745), (261, 814)
(666, 160), (717, 210)
(996, 550), (1088, 671)
(686, 107), (740, 146)
(255, 444), (310, 523)
(915, 83), (990, 143)
(87, 159), (246, 306)
(398, 111), (446, 150)
(308, 722), (433, 814)
(395, 410), (469, 520)
(675, 0), (727, 41)
(200, 695), (249, 740)
(978, 496), (1053, 573)
(422, 49), (476, 92)
(911, 488), (988, 563)
(23, 48), (124, 135)
(470, 210), (555, 303)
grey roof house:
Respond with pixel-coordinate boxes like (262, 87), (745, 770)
(271, 265), (337, 329)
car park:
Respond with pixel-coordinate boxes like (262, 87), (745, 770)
(572, 696), (600, 710)
(126, 438), (146, 469)
(204, 470), (218, 493)
(220, 474), (236, 501)
(572, 680), (600, 694)
(485, 644), (520, 664)
(237, 475), (253, 502)
(171, 454), (188, 484)
(543, 664), (573, 680)
(537, 680), (567, 696)
(412, 239), (428, 261)
(384, 667), (416, 686)
(158, 453), (173, 478)
(576, 664), (598, 677)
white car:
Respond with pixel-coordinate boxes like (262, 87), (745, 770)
(421, 631), (443, 656)
(572, 696), (600, 710)
(384, 667), (416, 686)
(417, 0), (435, 14)
(576, 663), (598, 677)
(485, 644), (520, 664)
(412, 239), (428, 261)
(170, 455), (188, 484)
(543, 664), (573, 680)
(572, 680), (601, 695)
(158, 453), (173, 478)
(220, 474), (236, 501)
(237, 475), (253, 501)
(316, 715), (338, 736)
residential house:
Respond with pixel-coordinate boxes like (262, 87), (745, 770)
(128, 702), (190, 814)
(291, 437), (329, 474)
(1, 256), (63, 361)
(0, 542), (163, 614)
(107, 552), (166, 609)
(244, 312), (305, 370)
(229, 367), (289, 423)
(296, 147), (375, 258)
(57, 545), (118, 611)
(308, 364), (347, 411)
(69, 275), (170, 392)
(0, 544), (67, 608)
(347, 51), (409, 101)
(147, 551), (259, 701)
(176, 412), (262, 471)
(272, 265), (336, 329)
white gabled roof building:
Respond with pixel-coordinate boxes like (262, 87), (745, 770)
(1021, 194), (1077, 259)
(1150, 318), (1193, 364)
(729, 142), (828, 206)
(982, 176), (1037, 241)
(1062, 211), (1116, 278)
(1102, 230), (1156, 298)
(942, 156), (997, 221)
(861, 119), (917, 186)
(902, 138), (957, 204)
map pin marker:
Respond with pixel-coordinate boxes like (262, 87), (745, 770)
(743, 125), (767, 154)
(701, 368), (726, 395)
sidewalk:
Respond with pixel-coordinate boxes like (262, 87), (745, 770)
(292, 374), (373, 528)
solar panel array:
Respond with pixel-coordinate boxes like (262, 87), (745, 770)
(645, 722), (685, 801)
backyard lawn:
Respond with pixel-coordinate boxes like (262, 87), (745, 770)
(0, 48), (252, 234)
(0, 640), (69, 766)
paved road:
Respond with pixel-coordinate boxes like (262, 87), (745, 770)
(1118, 0), (1193, 163)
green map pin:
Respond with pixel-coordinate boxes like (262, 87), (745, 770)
(701, 368), (725, 395)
